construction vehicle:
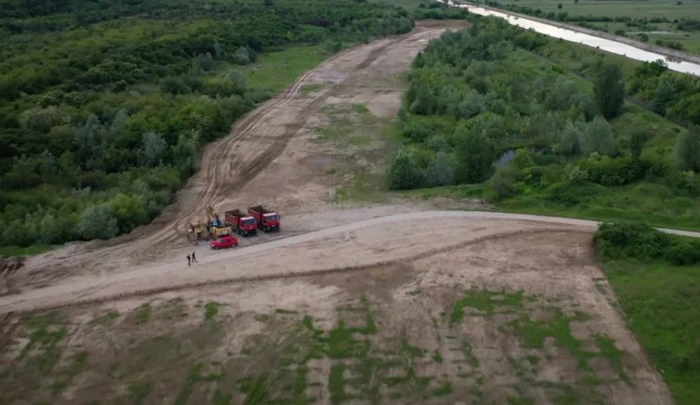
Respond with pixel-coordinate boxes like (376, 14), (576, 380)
(248, 205), (280, 232)
(187, 221), (204, 241)
(206, 204), (233, 239)
(225, 209), (258, 236)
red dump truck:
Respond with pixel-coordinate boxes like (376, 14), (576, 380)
(224, 209), (258, 236)
(248, 205), (280, 232)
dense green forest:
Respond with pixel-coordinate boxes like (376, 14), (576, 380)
(0, 0), (416, 250)
(388, 16), (700, 229)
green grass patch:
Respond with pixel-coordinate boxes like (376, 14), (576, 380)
(594, 335), (631, 383)
(431, 380), (453, 396)
(21, 312), (67, 375)
(51, 351), (88, 392)
(242, 45), (329, 93)
(451, 289), (525, 324)
(509, 309), (596, 371)
(128, 381), (153, 405)
(329, 364), (346, 404)
(301, 82), (325, 95)
(0, 244), (55, 257)
(204, 301), (221, 321)
(135, 304), (151, 325)
(461, 341), (480, 368)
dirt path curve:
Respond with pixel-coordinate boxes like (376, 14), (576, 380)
(2, 211), (699, 314)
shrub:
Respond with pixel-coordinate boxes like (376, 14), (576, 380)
(454, 127), (496, 184)
(578, 155), (645, 186)
(664, 241), (700, 265)
(594, 222), (671, 261)
(78, 204), (119, 240)
(580, 116), (615, 156)
(424, 151), (455, 187)
(387, 147), (423, 190)
(554, 121), (581, 156)
(545, 180), (609, 206)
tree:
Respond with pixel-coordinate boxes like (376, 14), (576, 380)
(580, 116), (616, 156)
(78, 205), (119, 240)
(387, 147), (423, 190)
(554, 121), (581, 156)
(138, 132), (167, 167)
(595, 63), (625, 119)
(652, 77), (677, 116)
(111, 193), (147, 232)
(172, 131), (199, 176)
(233, 47), (251, 65)
(110, 109), (129, 135)
(457, 90), (485, 119)
(454, 129), (496, 184)
(676, 125), (700, 172)
(424, 151), (455, 187)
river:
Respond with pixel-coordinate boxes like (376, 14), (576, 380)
(445, 1), (700, 76)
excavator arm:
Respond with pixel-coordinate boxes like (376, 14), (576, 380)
(206, 204), (222, 226)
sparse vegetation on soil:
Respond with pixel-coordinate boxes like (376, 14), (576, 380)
(0, 228), (673, 404)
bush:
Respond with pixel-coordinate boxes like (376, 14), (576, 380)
(545, 180), (609, 206)
(454, 127), (496, 184)
(78, 204), (119, 240)
(595, 222), (700, 265)
(424, 151), (455, 187)
(578, 155), (645, 186)
(580, 116), (615, 156)
(387, 147), (424, 190)
(594, 222), (671, 261)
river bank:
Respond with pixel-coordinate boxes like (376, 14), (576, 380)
(447, 0), (700, 74)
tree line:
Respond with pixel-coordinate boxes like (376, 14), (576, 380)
(387, 17), (700, 216)
(0, 0), (418, 249)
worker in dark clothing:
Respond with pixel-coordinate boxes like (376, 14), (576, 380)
(192, 251), (197, 263)
(187, 254), (191, 266)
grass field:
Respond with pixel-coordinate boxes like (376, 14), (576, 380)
(241, 45), (334, 92)
(604, 259), (700, 405)
(492, 0), (700, 20)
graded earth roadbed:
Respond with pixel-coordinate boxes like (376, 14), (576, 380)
(3, 211), (700, 314)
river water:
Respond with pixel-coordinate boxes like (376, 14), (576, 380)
(445, 1), (700, 76)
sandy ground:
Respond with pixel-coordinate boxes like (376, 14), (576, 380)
(0, 222), (675, 405)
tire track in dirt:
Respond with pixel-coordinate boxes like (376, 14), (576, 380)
(4, 228), (588, 315)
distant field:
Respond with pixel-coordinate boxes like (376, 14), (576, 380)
(375, 0), (428, 9)
(492, 0), (700, 19)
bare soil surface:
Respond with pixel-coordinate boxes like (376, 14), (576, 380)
(14, 21), (467, 292)
(0, 224), (675, 405)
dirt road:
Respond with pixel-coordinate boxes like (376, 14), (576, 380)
(3, 210), (700, 314)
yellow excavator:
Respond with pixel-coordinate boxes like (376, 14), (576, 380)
(206, 204), (233, 239)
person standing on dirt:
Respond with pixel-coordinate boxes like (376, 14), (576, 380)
(187, 254), (191, 266)
(192, 251), (197, 263)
